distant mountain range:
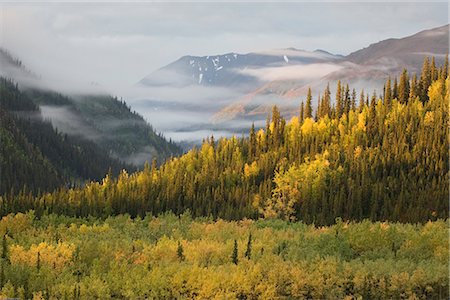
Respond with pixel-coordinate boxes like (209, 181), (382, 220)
(138, 24), (449, 127)
(140, 48), (342, 91)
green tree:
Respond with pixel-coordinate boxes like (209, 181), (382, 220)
(232, 240), (238, 265)
(244, 233), (252, 259)
(177, 241), (185, 262)
(305, 88), (313, 118)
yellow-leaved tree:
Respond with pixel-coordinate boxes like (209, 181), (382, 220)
(262, 152), (333, 221)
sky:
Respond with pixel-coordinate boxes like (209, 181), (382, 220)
(0, 2), (448, 93)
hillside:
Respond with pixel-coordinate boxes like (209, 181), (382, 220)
(0, 49), (182, 195)
(0, 48), (182, 167)
(346, 24), (449, 69)
(0, 78), (130, 194)
(5, 57), (448, 224)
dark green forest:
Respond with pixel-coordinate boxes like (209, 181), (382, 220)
(0, 79), (181, 195)
(2, 57), (448, 225)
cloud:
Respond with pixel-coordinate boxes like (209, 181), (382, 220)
(1, 2), (447, 94)
(40, 105), (102, 140)
(237, 63), (343, 82)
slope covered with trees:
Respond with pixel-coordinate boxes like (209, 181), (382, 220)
(28, 89), (181, 166)
(0, 48), (182, 195)
(3, 57), (448, 224)
(0, 78), (131, 195)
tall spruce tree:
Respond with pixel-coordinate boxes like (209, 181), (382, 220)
(244, 233), (252, 260)
(305, 88), (313, 118)
(232, 240), (239, 265)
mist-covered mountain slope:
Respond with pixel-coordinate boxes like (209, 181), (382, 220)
(0, 77), (132, 195)
(29, 90), (181, 166)
(0, 48), (182, 167)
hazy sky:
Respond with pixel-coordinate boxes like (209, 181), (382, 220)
(0, 2), (448, 92)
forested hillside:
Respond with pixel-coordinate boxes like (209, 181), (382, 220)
(0, 78), (130, 194)
(3, 57), (447, 224)
(28, 90), (181, 166)
(0, 48), (182, 195)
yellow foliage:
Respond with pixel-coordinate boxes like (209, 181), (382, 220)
(301, 117), (315, 135)
(244, 161), (259, 178)
(357, 112), (366, 131)
(0, 212), (33, 236)
(354, 146), (362, 159)
(10, 242), (75, 270)
(424, 111), (434, 127)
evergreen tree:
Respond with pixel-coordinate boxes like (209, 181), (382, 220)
(1, 235), (6, 262)
(177, 241), (185, 262)
(410, 73), (418, 100)
(344, 84), (350, 114)
(305, 88), (313, 118)
(392, 78), (398, 100)
(420, 57), (431, 101)
(299, 102), (304, 123)
(384, 77), (392, 107)
(336, 80), (343, 117)
(398, 69), (410, 103)
(351, 88), (357, 111)
(244, 233), (252, 259)
(359, 89), (365, 112)
(443, 54), (448, 79)
(249, 123), (256, 160)
(430, 56), (437, 81)
(232, 240), (238, 265)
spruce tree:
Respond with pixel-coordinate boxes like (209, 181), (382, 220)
(336, 80), (343, 117)
(344, 84), (350, 114)
(305, 88), (312, 118)
(443, 54), (448, 79)
(177, 241), (185, 262)
(392, 78), (398, 100)
(299, 102), (304, 123)
(384, 77), (392, 107)
(244, 233), (252, 259)
(232, 240), (238, 265)
(1, 234), (7, 262)
(359, 89), (365, 112)
(420, 57), (431, 101)
(398, 69), (410, 103)
(249, 123), (256, 160)
(351, 88), (357, 111)
(323, 84), (331, 117)
(410, 73), (418, 100)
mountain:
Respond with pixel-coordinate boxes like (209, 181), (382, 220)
(0, 48), (181, 168)
(0, 49), (182, 195)
(346, 24), (449, 70)
(137, 25), (449, 132)
(0, 77), (133, 194)
(139, 48), (342, 92)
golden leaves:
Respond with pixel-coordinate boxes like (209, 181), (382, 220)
(9, 242), (75, 270)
